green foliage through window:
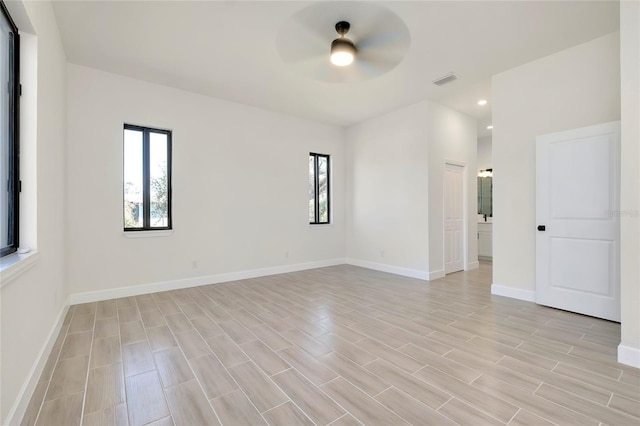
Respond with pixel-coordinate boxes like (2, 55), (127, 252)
(124, 125), (172, 231)
(309, 153), (330, 224)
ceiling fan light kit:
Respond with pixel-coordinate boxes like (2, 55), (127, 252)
(330, 21), (356, 66)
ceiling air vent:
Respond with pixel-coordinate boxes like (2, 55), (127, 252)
(432, 72), (459, 86)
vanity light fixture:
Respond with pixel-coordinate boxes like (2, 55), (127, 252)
(478, 169), (493, 178)
(477, 99), (488, 106)
(486, 125), (493, 130)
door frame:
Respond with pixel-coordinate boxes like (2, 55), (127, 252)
(535, 121), (620, 321)
(442, 160), (469, 274)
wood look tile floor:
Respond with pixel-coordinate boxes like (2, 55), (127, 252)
(23, 263), (640, 426)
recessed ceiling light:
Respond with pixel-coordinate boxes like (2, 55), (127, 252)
(477, 99), (488, 106)
(486, 125), (493, 130)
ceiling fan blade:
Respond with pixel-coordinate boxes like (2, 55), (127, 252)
(292, 54), (400, 84)
(357, 29), (409, 52)
(349, 61), (381, 80)
(347, 7), (390, 43)
(277, 14), (328, 63)
(356, 58), (398, 77)
(357, 41), (407, 66)
(288, 10), (333, 46)
(356, 21), (410, 66)
(290, 55), (328, 77)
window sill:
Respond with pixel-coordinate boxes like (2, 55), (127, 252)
(123, 230), (174, 239)
(0, 250), (40, 288)
(309, 224), (333, 229)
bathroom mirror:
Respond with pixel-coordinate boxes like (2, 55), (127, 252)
(477, 170), (492, 217)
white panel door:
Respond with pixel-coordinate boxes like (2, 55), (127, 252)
(444, 164), (464, 274)
(536, 121), (620, 322)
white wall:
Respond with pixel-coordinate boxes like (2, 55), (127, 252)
(477, 136), (492, 170)
(345, 100), (477, 279)
(619, 0), (640, 367)
(66, 65), (345, 296)
(346, 102), (431, 277)
(1, 0), (68, 423)
(492, 32), (620, 298)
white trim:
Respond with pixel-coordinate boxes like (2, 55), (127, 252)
(345, 258), (429, 280)
(491, 283), (536, 302)
(70, 258), (345, 304)
(618, 344), (640, 369)
(465, 261), (480, 271)
(0, 250), (40, 288)
(308, 224), (334, 230)
(3, 297), (70, 426)
(428, 269), (445, 280)
(123, 230), (174, 239)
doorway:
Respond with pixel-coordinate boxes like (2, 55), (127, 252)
(536, 121), (620, 321)
(444, 163), (464, 274)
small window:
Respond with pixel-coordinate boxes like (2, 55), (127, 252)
(124, 124), (172, 231)
(0, 1), (19, 258)
(309, 153), (330, 225)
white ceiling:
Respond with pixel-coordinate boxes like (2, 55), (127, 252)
(51, 1), (619, 129)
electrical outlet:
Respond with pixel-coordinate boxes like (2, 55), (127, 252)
(380, 250), (385, 258)
(285, 250), (289, 258)
(191, 260), (199, 269)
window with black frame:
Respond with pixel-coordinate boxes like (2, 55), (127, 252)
(309, 153), (330, 225)
(0, 1), (19, 258)
(123, 124), (172, 231)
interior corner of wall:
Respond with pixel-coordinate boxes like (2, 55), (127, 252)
(5, 0), (35, 35)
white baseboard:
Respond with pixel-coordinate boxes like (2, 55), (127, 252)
(4, 298), (70, 426)
(428, 269), (445, 280)
(70, 258), (345, 304)
(465, 261), (480, 271)
(491, 283), (536, 302)
(618, 344), (640, 369)
(345, 258), (429, 280)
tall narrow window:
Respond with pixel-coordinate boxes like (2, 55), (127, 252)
(124, 124), (172, 231)
(309, 153), (330, 225)
(0, 1), (19, 258)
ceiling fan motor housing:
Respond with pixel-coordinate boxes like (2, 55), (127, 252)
(335, 21), (350, 35)
(331, 37), (356, 53)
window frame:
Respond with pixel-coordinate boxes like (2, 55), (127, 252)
(123, 124), (172, 232)
(309, 152), (331, 225)
(0, 1), (20, 258)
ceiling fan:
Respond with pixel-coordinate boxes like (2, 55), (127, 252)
(330, 21), (356, 67)
(276, 1), (411, 83)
